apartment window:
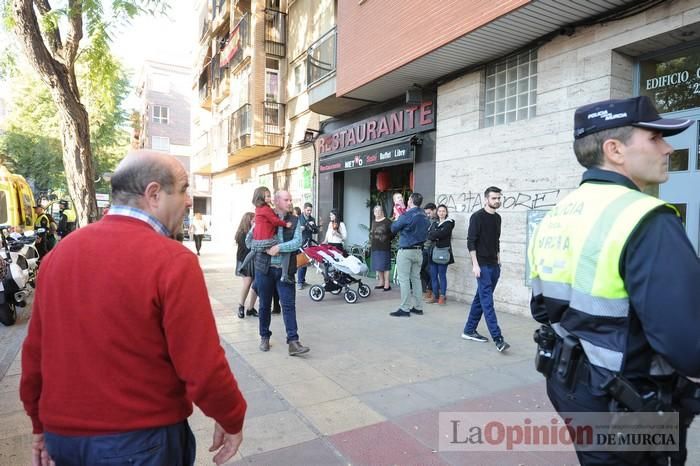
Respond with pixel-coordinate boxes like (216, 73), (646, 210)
(152, 105), (169, 124)
(292, 61), (305, 96)
(484, 49), (537, 127)
(152, 136), (170, 152)
(266, 58), (280, 102)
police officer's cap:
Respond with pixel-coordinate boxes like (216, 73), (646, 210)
(574, 95), (692, 140)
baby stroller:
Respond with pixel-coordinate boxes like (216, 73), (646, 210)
(302, 244), (371, 304)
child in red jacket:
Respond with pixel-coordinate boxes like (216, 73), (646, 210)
(238, 187), (294, 283)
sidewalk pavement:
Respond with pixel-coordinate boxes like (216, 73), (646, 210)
(1, 240), (698, 465)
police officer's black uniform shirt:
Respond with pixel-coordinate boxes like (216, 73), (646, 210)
(531, 167), (700, 381)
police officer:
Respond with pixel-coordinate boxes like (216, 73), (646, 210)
(56, 200), (75, 238)
(33, 204), (52, 260)
(528, 96), (700, 464)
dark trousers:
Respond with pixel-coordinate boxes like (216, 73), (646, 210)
(193, 234), (204, 253)
(429, 262), (448, 298)
(255, 267), (299, 342)
(296, 266), (308, 284)
(546, 376), (689, 465)
(420, 249), (431, 292)
(464, 264), (502, 339)
(45, 420), (196, 466)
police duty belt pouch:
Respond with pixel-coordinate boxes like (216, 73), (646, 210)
(432, 246), (450, 264)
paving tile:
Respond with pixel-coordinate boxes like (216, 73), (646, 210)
(439, 450), (552, 466)
(254, 361), (324, 386)
(232, 438), (345, 466)
(275, 376), (350, 408)
(325, 364), (404, 395)
(330, 421), (445, 466)
(298, 396), (385, 436)
(359, 384), (438, 419)
(0, 411), (31, 439)
(236, 410), (317, 457)
(412, 375), (489, 406)
(0, 433), (33, 466)
(0, 375), (20, 394)
(241, 388), (289, 419)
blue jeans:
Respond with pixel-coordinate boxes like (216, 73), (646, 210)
(296, 266), (308, 284)
(45, 421), (195, 466)
(429, 262), (447, 298)
(256, 267), (299, 342)
(464, 264), (502, 339)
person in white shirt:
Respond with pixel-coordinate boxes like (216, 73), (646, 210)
(190, 212), (208, 256)
(323, 209), (347, 254)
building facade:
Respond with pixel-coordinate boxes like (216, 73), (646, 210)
(330, 0), (700, 316)
(192, 0), (329, 240)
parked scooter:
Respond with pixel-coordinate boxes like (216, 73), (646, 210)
(0, 228), (36, 326)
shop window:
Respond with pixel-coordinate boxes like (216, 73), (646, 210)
(639, 44), (700, 113)
(484, 49), (537, 127)
(670, 149), (689, 171)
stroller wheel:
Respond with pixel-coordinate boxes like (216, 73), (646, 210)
(344, 289), (358, 304)
(329, 287), (342, 295)
(309, 285), (325, 302)
(357, 283), (371, 298)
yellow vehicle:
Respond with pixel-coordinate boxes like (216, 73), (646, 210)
(0, 165), (36, 231)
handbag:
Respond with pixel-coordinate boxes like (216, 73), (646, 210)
(431, 246), (450, 265)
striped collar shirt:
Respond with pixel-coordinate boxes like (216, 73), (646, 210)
(107, 205), (171, 237)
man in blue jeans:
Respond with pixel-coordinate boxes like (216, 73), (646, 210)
(249, 190), (310, 356)
(462, 186), (510, 352)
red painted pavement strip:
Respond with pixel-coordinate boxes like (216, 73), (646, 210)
(329, 421), (448, 466)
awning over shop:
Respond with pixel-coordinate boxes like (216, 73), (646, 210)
(318, 135), (416, 174)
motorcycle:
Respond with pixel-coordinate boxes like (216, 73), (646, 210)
(0, 228), (37, 326)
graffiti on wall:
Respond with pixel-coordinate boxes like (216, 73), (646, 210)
(436, 189), (561, 213)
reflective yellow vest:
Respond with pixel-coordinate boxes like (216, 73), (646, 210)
(528, 182), (675, 373)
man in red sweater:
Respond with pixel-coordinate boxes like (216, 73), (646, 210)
(20, 150), (247, 466)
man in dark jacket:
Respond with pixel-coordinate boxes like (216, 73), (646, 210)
(296, 202), (318, 290)
(389, 193), (430, 317)
(421, 202), (438, 300)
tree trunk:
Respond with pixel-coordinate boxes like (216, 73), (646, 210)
(11, 0), (98, 225)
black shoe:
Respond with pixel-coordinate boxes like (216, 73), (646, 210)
(272, 307), (281, 314)
(246, 308), (258, 317)
(374, 285), (384, 289)
(260, 337), (270, 352)
(461, 331), (488, 343)
(390, 309), (411, 317)
(495, 338), (511, 353)
(383, 286), (392, 291)
(237, 305), (245, 319)
(410, 308), (424, 315)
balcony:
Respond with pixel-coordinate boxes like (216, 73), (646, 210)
(224, 101), (285, 166)
(192, 139), (213, 174)
(228, 104), (252, 154)
(199, 69), (212, 109)
(212, 54), (230, 103)
(220, 13), (250, 71)
(307, 27), (366, 116)
(264, 8), (286, 57)
(211, 0), (230, 34)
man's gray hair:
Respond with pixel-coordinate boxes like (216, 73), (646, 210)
(111, 153), (177, 206)
(573, 126), (634, 169)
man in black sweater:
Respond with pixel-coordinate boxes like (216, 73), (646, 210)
(462, 186), (510, 352)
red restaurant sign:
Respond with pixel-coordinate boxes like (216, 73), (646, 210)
(317, 100), (434, 157)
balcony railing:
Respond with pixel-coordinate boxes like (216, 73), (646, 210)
(228, 104), (252, 153)
(264, 9), (286, 57)
(220, 13), (250, 70)
(262, 101), (284, 147)
(307, 27), (336, 87)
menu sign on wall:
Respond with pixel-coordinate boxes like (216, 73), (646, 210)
(319, 141), (412, 173)
(639, 45), (700, 113)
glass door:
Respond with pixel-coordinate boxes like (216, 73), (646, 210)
(660, 111), (700, 255)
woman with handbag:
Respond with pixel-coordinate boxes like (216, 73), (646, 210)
(235, 212), (258, 318)
(427, 204), (455, 305)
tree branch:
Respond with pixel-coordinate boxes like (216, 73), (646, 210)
(32, 0), (63, 59)
(64, 0), (83, 67)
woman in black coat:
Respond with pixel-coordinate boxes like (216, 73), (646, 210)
(427, 204), (455, 305)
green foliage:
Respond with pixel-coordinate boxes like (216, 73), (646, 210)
(0, 55), (130, 193)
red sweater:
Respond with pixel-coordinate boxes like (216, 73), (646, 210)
(253, 205), (287, 240)
(20, 215), (247, 435)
